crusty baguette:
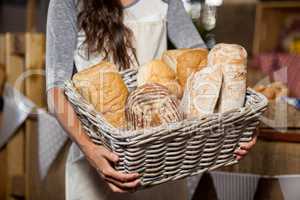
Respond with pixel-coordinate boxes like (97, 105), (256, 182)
(208, 44), (247, 112)
(208, 43), (247, 66)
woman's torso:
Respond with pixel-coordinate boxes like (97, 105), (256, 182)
(69, 0), (169, 165)
(74, 0), (168, 71)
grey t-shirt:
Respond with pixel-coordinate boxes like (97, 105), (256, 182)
(46, 0), (206, 91)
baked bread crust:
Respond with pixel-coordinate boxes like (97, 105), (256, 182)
(208, 44), (247, 112)
(126, 83), (183, 130)
(73, 61), (128, 128)
(180, 65), (222, 118)
(162, 48), (208, 88)
(137, 60), (182, 98)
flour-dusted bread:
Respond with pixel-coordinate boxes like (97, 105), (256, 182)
(126, 83), (183, 130)
(162, 48), (208, 88)
(208, 43), (247, 113)
(207, 43), (247, 66)
(73, 61), (128, 128)
(218, 63), (247, 113)
(137, 60), (182, 98)
(180, 64), (222, 118)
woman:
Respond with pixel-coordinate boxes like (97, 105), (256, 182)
(46, 0), (256, 199)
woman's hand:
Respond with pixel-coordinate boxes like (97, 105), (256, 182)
(234, 133), (258, 160)
(82, 143), (140, 193)
(48, 88), (140, 193)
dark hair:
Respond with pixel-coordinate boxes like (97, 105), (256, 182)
(78, 0), (137, 70)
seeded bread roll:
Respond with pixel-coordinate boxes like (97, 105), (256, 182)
(137, 60), (182, 98)
(162, 48), (208, 88)
(126, 83), (183, 130)
(73, 61), (128, 128)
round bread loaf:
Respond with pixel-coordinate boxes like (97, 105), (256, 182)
(137, 60), (182, 98)
(162, 48), (208, 88)
(73, 61), (128, 128)
(126, 83), (183, 130)
(254, 82), (288, 101)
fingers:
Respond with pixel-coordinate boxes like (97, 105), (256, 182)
(102, 167), (140, 183)
(99, 158), (140, 192)
(99, 146), (119, 163)
(234, 135), (257, 161)
(234, 148), (248, 156)
(84, 144), (141, 193)
(239, 136), (257, 151)
(100, 159), (140, 182)
(105, 177), (140, 189)
(235, 155), (243, 161)
(234, 148), (248, 161)
(107, 183), (127, 193)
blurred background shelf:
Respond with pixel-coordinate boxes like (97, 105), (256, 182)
(259, 128), (300, 143)
(253, 1), (300, 54)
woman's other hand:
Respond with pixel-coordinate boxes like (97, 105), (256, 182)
(234, 133), (258, 161)
(82, 144), (140, 193)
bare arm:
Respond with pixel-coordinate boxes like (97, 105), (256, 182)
(48, 87), (140, 192)
(46, 0), (139, 192)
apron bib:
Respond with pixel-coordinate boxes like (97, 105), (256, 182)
(67, 1), (188, 200)
(74, 0), (168, 71)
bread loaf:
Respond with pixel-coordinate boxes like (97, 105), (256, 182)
(208, 44), (247, 66)
(126, 83), (183, 130)
(73, 61), (128, 128)
(254, 82), (288, 101)
(137, 60), (182, 98)
(162, 48), (208, 87)
(271, 82), (289, 98)
(180, 64), (222, 118)
(208, 44), (247, 113)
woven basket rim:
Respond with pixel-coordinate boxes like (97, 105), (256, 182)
(64, 80), (268, 140)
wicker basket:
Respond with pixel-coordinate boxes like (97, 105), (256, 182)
(64, 69), (268, 187)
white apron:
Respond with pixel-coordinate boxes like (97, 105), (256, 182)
(66, 0), (188, 199)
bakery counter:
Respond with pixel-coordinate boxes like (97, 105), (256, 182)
(190, 66), (300, 199)
(220, 128), (300, 175)
(190, 128), (300, 200)
(258, 128), (300, 143)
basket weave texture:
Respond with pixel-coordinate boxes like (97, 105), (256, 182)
(64, 69), (268, 187)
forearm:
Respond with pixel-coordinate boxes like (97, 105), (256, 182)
(48, 87), (94, 151)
